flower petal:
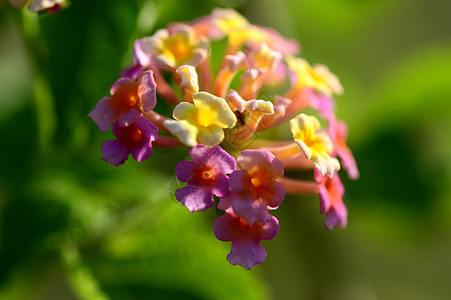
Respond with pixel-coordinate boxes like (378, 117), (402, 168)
(101, 140), (129, 166)
(175, 185), (214, 212)
(227, 239), (267, 270)
(212, 174), (231, 198)
(164, 120), (198, 147)
(197, 125), (225, 147)
(133, 116), (158, 141)
(131, 141), (153, 162)
(117, 107), (141, 128)
(172, 102), (198, 120)
(230, 195), (271, 225)
(110, 77), (136, 96)
(192, 92), (237, 128)
(88, 97), (115, 132)
(189, 145), (236, 174)
(138, 70), (157, 112)
(228, 170), (248, 194)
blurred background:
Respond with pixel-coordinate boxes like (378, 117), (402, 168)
(0, 0), (450, 299)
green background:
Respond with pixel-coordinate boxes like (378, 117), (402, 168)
(0, 0), (450, 299)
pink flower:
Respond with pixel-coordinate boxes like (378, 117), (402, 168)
(214, 213), (279, 270)
(89, 71), (157, 132)
(175, 145), (236, 212)
(329, 121), (360, 179)
(306, 88), (335, 123)
(101, 116), (158, 166)
(218, 149), (285, 225)
(314, 170), (347, 230)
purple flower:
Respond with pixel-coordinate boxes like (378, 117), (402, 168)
(101, 116), (158, 166)
(175, 145), (236, 212)
(88, 71), (157, 132)
(213, 213), (279, 270)
(218, 149), (285, 225)
(314, 169), (347, 230)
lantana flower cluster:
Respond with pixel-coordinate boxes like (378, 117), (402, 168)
(89, 9), (358, 269)
(8, 0), (67, 13)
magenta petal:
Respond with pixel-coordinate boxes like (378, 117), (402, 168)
(231, 195), (271, 225)
(133, 116), (158, 141)
(213, 214), (279, 270)
(324, 204), (347, 231)
(175, 161), (197, 182)
(88, 97), (115, 132)
(238, 149), (284, 178)
(101, 140), (129, 166)
(131, 142), (153, 162)
(120, 64), (143, 80)
(212, 174), (230, 198)
(117, 107), (141, 127)
(227, 240), (267, 270)
(338, 149), (360, 180)
(308, 90), (335, 121)
(133, 39), (152, 67)
(110, 77), (136, 95)
(260, 215), (280, 240)
(228, 170), (248, 194)
(175, 185), (214, 212)
(318, 191), (331, 214)
(267, 181), (285, 208)
(213, 214), (234, 241)
(217, 193), (232, 211)
(331, 121), (359, 180)
(138, 70), (157, 112)
(189, 145), (236, 174)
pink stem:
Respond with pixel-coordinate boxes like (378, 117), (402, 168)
(142, 110), (170, 132)
(153, 136), (183, 147)
(277, 177), (318, 194)
(260, 142), (301, 161)
(149, 61), (180, 105)
(281, 155), (314, 170)
(197, 59), (213, 92)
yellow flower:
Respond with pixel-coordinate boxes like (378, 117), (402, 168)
(142, 25), (208, 68)
(164, 92), (237, 147)
(250, 43), (282, 71)
(290, 113), (340, 177)
(212, 8), (249, 34)
(287, 56), (343, 96)
(176, 65), (199, 94)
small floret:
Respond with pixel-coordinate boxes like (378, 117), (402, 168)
(214, 213), (279, 270)
(89, 71), (157, 132)
(101, 116), (158, 166)
(175, 145), (236, 212)
(164, 92), (237, 147)
(314, 170), (347, 230)
(290, 113), (340, 177)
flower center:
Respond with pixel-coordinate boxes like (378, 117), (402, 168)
(130, 128), (142, 142)
(111, 83), (139, 108)
(251, 177), (261, 187)
(196, 107), (218, 128)
(202, 170), (212, 179)
(166, 36), (190, 60)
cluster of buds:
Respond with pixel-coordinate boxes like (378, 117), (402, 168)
(7, 0), (66, 13)
(89, 8), (359, 269)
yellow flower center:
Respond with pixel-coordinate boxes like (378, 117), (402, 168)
(251, 177), (262, 187)
(164, 36), (190, 60)
(196, 106), (218, 128)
